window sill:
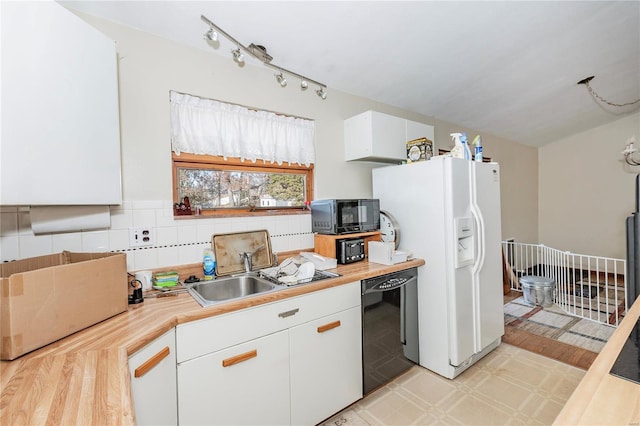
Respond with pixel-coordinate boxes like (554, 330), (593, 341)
(173, 209), (311, 219)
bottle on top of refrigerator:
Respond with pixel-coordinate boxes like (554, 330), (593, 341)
(450, 133), (464, 159)
(460, 133), (471, 160)
(472, 135), (483, 162)
(203, 248), (216, 280)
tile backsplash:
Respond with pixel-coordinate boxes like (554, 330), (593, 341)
(0, 201), (314, 271)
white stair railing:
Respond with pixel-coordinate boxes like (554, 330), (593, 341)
(502, 241), (627, 327)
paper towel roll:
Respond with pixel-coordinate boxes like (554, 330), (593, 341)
(30, 205), (111, 234)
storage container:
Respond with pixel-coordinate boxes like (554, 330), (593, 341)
(0, 251), (128, 360)
(520, 275), (555, 308)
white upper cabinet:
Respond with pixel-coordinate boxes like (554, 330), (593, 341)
(1, 1), (122, 205)
(344, 110), (434, 164)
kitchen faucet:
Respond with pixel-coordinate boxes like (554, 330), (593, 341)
(239, 245), (265, 272)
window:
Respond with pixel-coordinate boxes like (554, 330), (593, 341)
(172, 153), (313, 217)
(169, 92), (316, 217)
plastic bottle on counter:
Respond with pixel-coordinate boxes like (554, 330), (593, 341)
(472, 135), (483, 162)
(203, 248), (216, 280)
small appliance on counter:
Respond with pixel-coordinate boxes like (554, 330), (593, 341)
(336, 237), (365, 264)
(311, 199), (380, 235)
(128, 279), (144, 305)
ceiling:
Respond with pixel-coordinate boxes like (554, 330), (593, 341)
(60, 1), (640, 147)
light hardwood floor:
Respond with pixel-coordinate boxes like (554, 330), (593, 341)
(502, 290), (599, 370)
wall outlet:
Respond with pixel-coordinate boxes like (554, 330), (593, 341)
(129, 226), (154, 247)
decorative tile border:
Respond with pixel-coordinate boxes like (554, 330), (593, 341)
(0, 201), (313, 271)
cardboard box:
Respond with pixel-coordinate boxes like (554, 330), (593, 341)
(406, 137), (434, 163)
(0, 251), (128, 360)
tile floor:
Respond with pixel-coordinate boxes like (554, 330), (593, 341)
(321, 343), (585, 426)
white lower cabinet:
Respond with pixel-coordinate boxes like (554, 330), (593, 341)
(128, 329), (177, 425)
(290, 306), (362, 426)
(176, 281), (362, 426)
(177, 330), (290, 426)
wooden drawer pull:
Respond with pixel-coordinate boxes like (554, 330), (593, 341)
(317, 320), (341, 333)
(222, 349), (258, 367)
(134, 346), (170, 378)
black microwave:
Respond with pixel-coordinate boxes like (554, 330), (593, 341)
(311, 199), (380, 235)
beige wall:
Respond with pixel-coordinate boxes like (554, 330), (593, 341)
(78, 12), (538, 244)
(539, 111), (640, 259)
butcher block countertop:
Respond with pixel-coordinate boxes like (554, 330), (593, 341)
(0, 258), (424, 425)
(553, 295), (640, 425)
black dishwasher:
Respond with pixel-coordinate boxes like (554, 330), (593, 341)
(362, 268), (419, 394)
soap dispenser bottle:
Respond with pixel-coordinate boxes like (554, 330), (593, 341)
(203, 248), (216, 280)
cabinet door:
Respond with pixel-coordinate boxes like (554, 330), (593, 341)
(177, 330), (290, 426)
(128, 329), (177, 426)
(371, 111), (406, 160)
(406, 119), (435, 143)
(345, 110), (405, 162)
(1, 1), (121, 205)
(289, 306), (363, 426)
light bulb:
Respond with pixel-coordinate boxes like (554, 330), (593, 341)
(300, 80), (308, 90)
(276, 73), (287, 87)
(232, 48), (245, 64)
(316, 87), (327, 100)
(204, 28), (218, 42)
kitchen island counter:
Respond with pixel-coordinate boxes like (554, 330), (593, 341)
(0, 258), (424, 425)
(553, 295), (640, 425)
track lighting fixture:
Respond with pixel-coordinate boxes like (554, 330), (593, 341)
(204, 27), (218, 42)
(232, 48), (244, 64)
(200, 14), (327, 100)
(276, 73), (287, 87)
(316, 87), (327, 100)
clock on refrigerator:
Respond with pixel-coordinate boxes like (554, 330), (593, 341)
(380, 210), (400, 249)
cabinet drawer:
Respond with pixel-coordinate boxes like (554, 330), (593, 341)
(177, 281), (360, 362)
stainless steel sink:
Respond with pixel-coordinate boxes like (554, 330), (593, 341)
(188, 275), (282, 307)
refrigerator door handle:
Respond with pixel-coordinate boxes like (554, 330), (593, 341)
(470, 161), (485, 275)
(469, 161), (487, 353)
(470, 205), (485, 274)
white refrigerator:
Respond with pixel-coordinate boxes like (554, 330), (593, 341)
(372, 156), (504, 379)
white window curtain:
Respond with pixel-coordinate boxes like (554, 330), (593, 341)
(170, 91), (315, 166)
